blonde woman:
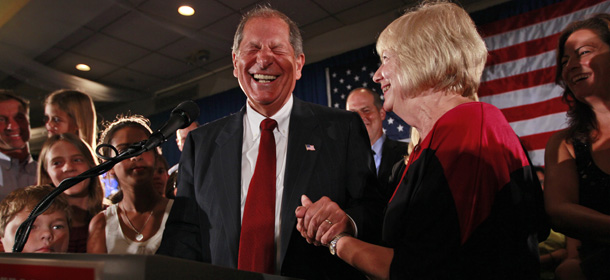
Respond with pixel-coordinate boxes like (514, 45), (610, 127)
(295, 2), (545, 279)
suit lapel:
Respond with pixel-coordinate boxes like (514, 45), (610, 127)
(216, 110), (245, 262)
(280, 98), (321, 265)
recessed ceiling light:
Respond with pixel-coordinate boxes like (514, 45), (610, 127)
(178, 6), (195, 16)
(76, 64), (91, 71)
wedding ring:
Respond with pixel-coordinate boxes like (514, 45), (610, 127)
(324, 219), (333, 225)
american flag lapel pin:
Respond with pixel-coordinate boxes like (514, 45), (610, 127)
(305, 144), (315, 151)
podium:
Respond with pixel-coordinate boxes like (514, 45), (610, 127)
(0, 253), (301, 280)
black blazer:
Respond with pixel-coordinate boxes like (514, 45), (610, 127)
(157, 98), (384, 279)
(377, 138), (408, 201)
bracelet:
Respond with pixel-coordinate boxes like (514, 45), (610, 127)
(329, 233), (350, 256)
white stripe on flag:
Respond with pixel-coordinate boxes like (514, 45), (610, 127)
(481, 50), (555, 82)
(483, 1), (610, 50)
(510, 112), (568, 137)
(528, 148), (546, 167)
(479, 84), (563, 109)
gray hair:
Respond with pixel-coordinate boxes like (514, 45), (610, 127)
(232, 5), (303, 56)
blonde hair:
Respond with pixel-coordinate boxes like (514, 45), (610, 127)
(0, 185), (72, 238)
(376, 1), (487, 99)
(45, 89), (97, 148)
(37, 134), (104, 219)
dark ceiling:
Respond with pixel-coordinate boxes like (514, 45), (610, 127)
(0, 0), (504, 150)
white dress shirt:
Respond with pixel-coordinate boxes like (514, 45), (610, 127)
(371, 133), (386, 174)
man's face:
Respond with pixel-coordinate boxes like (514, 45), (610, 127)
(346, 90), (385, 145)
(0, 99), (30, 152)
(232, 16), (305, 116)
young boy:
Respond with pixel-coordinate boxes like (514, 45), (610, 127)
(0, 185), (71, 253)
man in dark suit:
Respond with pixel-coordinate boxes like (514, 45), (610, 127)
(346, 88), (408, 201)
(157, 6), (383, 280)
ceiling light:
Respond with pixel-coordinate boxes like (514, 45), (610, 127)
(178, 6), (195, 16)
(76, 64), (91, 71)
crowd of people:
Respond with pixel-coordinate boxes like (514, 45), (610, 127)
(0, 1), (608, 279)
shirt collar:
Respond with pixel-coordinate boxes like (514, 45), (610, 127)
(245, 94), (293, 139)
(0, 151), (34, 171)
(371, 133), (386, 155)
(0, 151), (10, 169)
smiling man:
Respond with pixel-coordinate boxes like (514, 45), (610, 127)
(0, 91), (36, 200)
(157, 6), (384, 280)
(346, 88), (408, 201)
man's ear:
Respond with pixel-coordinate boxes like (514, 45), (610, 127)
(294, 53), (305, 80)
(232, 52), (238, 78)
(380, 108), (386, 120)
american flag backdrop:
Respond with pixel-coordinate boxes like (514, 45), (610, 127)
(326, 0), (610, 166)
(479, 0), (610, 166)
(327, 57), (411, 141)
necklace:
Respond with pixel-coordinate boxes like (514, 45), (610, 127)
(119, 203), (154, 242)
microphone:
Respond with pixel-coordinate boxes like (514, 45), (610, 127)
(143, 100), (200, 151)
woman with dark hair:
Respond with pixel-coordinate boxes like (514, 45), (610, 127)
(545, 13), (610, 280)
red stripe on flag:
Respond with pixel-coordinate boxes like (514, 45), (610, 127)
(479, 66), (556, 97)
(486, 33), (560, 66)
(479, 0), (607, 37)
(520, 131), (559, 151)
(501, 97), (568, 123)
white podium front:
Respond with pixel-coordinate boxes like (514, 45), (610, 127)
(0, 253), (301, 280)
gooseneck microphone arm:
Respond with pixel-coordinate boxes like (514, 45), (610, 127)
(12, 100), (200, 252)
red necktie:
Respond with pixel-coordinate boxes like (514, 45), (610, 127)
(238, 118), (277, 273)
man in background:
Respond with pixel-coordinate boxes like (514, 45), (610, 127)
(0, 91), (36, 200)
(346, 87), (407, 201)
(168, 121), (198, 174)
(166, 121), (198, 198)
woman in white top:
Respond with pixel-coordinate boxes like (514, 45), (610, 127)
(88, 115), (172, 254)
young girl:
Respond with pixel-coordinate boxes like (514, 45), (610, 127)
(38, 133), (104, 253)
(44, 89), (97, 149)
(88, 115), (172, 255)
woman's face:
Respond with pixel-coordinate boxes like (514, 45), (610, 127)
(44, 104), (78, 137)
(45, 140), (91, 197)
(109, 126), (154, 189)
(373, 49), (409, 119)
(561, 29), (610, 102)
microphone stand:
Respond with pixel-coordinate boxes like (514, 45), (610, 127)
(12, 140), (150, 252)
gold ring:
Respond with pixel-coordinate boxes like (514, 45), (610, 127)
(324, 219), (332, 225)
